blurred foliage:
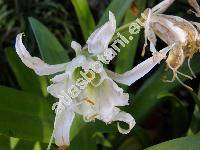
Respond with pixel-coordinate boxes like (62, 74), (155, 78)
(0, 0), (200, 150)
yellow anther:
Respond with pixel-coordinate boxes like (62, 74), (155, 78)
(88, 114), (98, 120)
(83, 97), (95, 105)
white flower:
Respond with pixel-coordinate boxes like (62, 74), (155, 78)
(15, 33), (134, 148)
(15, 11), (171, 149)
(141, 0), (200, 90)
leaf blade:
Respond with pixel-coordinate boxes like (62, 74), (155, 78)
(0, 86), (53, 143)
(97, 0), (134, 27)
(115, 0), (147, 74)
(6, 48), (42, 95)
(29, 17), (69, 64)
(71, 0), (95, 40)
(145, 135), (200, 150)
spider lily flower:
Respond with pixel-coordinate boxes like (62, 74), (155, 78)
(15, 11), (172, 149)
(16, 32), (134, 149)
(141, 0), (200, 90)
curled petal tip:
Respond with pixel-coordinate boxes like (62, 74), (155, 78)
(113, 111), (136, 134)
(15, 33), (67, 75)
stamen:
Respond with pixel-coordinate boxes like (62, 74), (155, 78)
(163, 70), (193, 91)
(176, 71), (193, 80)
(83, 113), (98, 122)
(163, 71), (176, 83)
(69, 98), (95, 109)
(188, 58), (196, 78)
(83, 97), (95, 105)
(176, 75), (193, 91)
(88, 113), (98, 120)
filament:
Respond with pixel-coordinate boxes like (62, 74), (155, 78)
(176, 75), (193, 91)
(176, 70), (193, 80)
(188, 58), (196, 78)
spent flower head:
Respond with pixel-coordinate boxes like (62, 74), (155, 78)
(141, 0), (200, 90)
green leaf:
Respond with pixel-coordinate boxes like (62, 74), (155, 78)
(97, 0), (134, 27)
(14, 140), (35, 150)
(70, 115), (117, 142)
(10, 137), (19, 149)
(94, 132), (112, 148)
(191, 92), (200, 110)
(115, 10), (139, 74)
(132, 53), (200, 123)
(118, 126), (151, 150)
(115, 0), (147, 74)
(28, 17), (69, 64)
(189, 105), (200, 134)
(133, 126), (152, 147)
(157, 93), (189, 137)
(88, 120), (117, 133)
(6, 48), (43, 95)
(118, 137), (143, 150)
(0, 86), (53, 143)
(71, 0), (95, 40)
(70, 115), (86, 141)
(145, 135), (200, 150)
(189, 84), (200, 134)
(0, 135), (10, 150)
(69, 125), (97, 150)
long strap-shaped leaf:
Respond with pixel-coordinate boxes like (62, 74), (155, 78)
(71, 0), (95, 41)
(115, 0), (147, 74)
(97, 0), (134, 27)
(29, 17), (69, 64)
(145, 135), (200, 150)
(0, 86), (53, 143)
(6, 48), (43, 95)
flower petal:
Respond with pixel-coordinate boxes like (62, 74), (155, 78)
(188, 0), (200, 17)
(15, 33), (67, 75)
(47, 82), (65, 98)
(65, 55), (87, 74)
(54, 109), (75, 146)
(143, 9), (157, 55)
(71, 41), (82, 55)
(152, 0), (175, 14)
(87, 11), (116, 54)
(112, 109), (135, 134)
(50, 73), (67, 83)
(85, 78), (129, 123)
(107, 44), (175, 86)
